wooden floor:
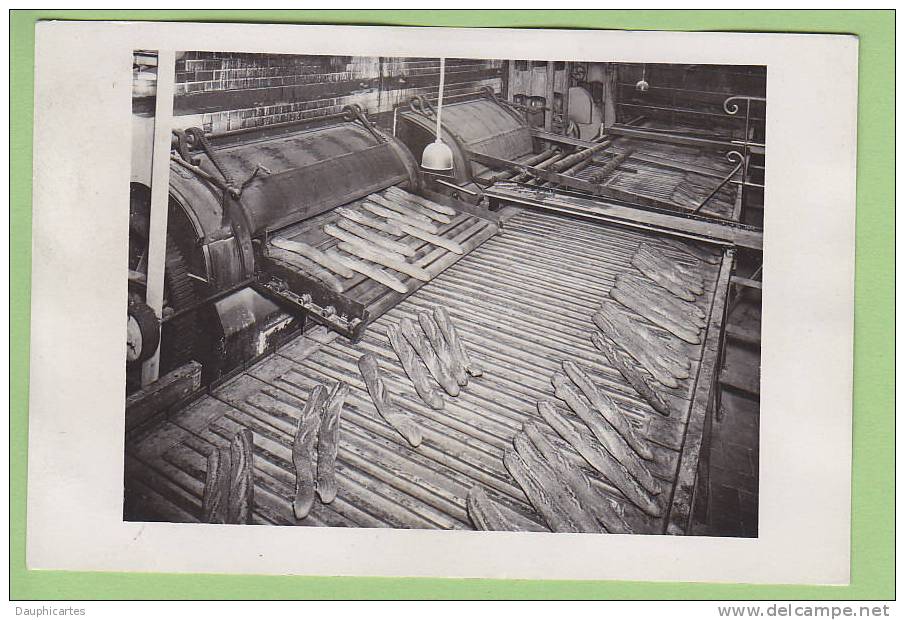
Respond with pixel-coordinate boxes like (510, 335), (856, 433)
(125, 209), (729, 533)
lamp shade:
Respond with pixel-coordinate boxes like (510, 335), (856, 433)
(421, 140), (454, 172)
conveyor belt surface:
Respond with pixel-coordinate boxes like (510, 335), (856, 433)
(125, 209), (728, 534)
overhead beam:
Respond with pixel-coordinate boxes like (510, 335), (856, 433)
(605, 125), (735, 150)
(529, 128), (601, 149)
(484, 183), (764, 251)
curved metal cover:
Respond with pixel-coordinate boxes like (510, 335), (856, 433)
(209, 123), (418, 235)
(440, 99), (533, 161)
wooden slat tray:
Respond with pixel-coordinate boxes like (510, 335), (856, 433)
(258, 186), (499, 339)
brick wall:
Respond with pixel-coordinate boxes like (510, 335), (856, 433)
(171, 52), (505, 134)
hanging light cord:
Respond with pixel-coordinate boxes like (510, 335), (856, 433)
(435, 58), (445, 143)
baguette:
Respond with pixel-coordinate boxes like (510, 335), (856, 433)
(316, 381), (348, 504)
(560, 360), (654, 460)
(616, 273), (706, 329)
(292, 384), (327, 520)
(631, 253), (698, 301)
(327, 249), (408, 294)
(384, 185), (458, 217)
(591, 331), (673, 417)
(418, 311), (468, 387)
(335, 218), (415, 256)
(513, 432), (603, 533)
(400, 317), (460, 396)
(524, 422), (634, 534)
(599, 301), (691, 377)
(466, 485), (518, 531)
(610, 285), (702, 345)
(593, 311), (682, 387)
(201, 446), (230, 524)
(433, 306), (483, 377)
(399, 223), (466, 255)
(324, 224), (407, 262)
(638, 243), (703, 285)
(537, 400), (661, 517)
(227, 428), (255, 525)
(367, 192), (450, 226)
(362, 199), (439, 234)
(634, 246), (705, 295)
(270, 237), (354, 279)
(551, 372), (661, 496)
(358, 353), (423, 447)
(503, 449), (586, 533)
(337, 241), (431, 282)
(386, 323), (445, 410)
(336, 206), (403, 236)
(661, 237), (721, 265)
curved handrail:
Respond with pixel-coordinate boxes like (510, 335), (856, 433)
(723, 95), (767, 115)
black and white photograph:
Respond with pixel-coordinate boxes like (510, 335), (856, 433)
(26, 20), (859, 584)
(124, 49), (765, 537)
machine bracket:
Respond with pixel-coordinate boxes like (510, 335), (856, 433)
(253, 277), (367, 342)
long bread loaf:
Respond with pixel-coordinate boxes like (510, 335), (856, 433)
(524, 422), (634, 534)
(593, 312), (680, 388)
(227, 428), (255, 525)
(503, 449), (588, 533)
(386, 323), (445, 410)
(362, 200), (440, 234)
(616, 273), (706, 329)
(599, 301), (691, 377)
(513, 432), (603, 533)
(418, 311), (468, 387)
(610, 285), (702, 345)
(270, 238), (354, 279)
(631, 253), (698, 301)
(335, 218), (415, 256)
(551, 372), (661, 496)
(384, 185), (458, 217)
(634, 247), (705, 295)
(201, 446), (230, 524)
(327, 249), (409, 294)
(292, 384), (327, 520)
(358, 353), (423, 447)
(466, 485), (518, 531)
(336, 206), (403, 236)
(399, 317), (460, 396)
(316, 381), (348, 504)
(616, 274), (706, 330)
(433, 306), (483, 376)
(591, 331), (673, 417)
(560, 361), (654, 460)
(337, 241), (431, 282)
(537, 400), (661, 517)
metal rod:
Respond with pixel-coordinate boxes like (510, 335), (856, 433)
(615, 102), (764, 123)
(141, 49), (176, 387)
(693, 152), (744, 214)
(434, 178), (480, 196)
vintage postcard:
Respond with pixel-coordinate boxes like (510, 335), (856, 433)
(27, 21), (858, 584)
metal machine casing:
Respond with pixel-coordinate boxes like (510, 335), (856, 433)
(396, 97), (532, 188)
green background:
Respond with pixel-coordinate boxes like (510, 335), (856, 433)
(9, 10), (894, 600)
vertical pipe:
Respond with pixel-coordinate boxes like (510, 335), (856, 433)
(561, 62), (571, 135)
(544, 61), (555, 132)
(140, 49), (176, 387)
